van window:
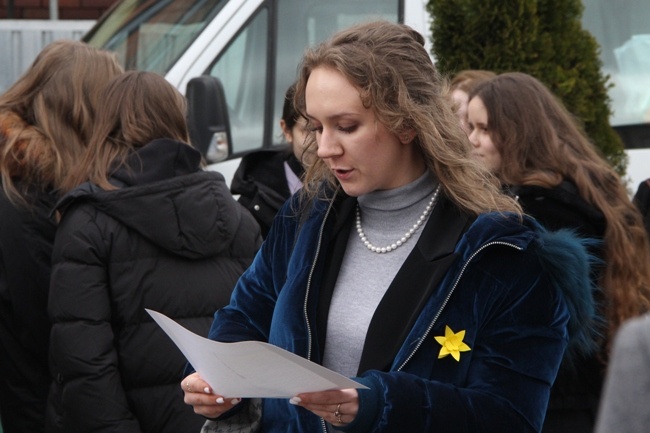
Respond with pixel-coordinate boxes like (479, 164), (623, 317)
(85, 0), (227, 74)
(583, 0), (650, 127)
(205, 0), (400, 156)
(208, 8), (269, 154)
(272, 0), (399, 144)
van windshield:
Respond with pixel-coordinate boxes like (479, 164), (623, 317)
(84, 0), (227, 74)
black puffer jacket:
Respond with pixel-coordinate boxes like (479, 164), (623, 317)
(46, 139), (261, 433)
(230, 146), (304, 237)
(0, 185), (56, 433)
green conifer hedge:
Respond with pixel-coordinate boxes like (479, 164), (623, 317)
(427, 0), (627, 175)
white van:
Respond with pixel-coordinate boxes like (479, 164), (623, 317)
(83, 0), (650, 191)
(83, 0), (431, 185)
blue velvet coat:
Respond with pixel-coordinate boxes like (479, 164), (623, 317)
(207, 190), (595, 433)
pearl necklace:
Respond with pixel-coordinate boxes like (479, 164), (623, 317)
(356, 185), (441, 254)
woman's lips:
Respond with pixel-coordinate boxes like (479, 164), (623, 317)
(333, 168), (353, 181)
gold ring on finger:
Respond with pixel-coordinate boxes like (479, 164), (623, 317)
(334, 403), (343, 424)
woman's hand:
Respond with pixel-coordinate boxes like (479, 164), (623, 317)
(182, 372), (242, 419)
(289, 388), (359, 427)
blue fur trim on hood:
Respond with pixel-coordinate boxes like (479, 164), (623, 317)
(536, 227), (603, 367)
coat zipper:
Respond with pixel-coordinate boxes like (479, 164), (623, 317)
(301, 194), (338, 433)
(304, 193), (338, 362)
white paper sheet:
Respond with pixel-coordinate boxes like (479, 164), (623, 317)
(146, 309), (368, 398)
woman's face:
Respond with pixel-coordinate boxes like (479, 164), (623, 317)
(305, 66), (425, 197)
(281, 116), (310, 163)
(451, 88), (470, 135)
(467, 96), (502, 173)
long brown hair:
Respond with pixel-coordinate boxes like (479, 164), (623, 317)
(0, 39), (123, 204)
(62, 71), (191, 192)
(293, 21), (520, 216)
(470, 72), (650, 345)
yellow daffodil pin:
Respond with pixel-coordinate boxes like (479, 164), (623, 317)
(435, 325), (471, 361)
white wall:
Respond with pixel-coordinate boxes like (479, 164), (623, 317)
(625, 148), (650, 195)
(0, 19), (95, 93)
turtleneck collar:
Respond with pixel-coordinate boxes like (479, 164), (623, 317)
(357, 170), (437, 212)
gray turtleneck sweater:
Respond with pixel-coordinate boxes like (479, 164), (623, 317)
(322, 171), (438, 377)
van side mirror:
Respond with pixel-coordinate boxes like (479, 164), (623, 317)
(186, 75), (232, 163)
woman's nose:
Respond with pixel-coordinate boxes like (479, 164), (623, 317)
(468, 130), (479, 147)
(316, 128), (341, 159)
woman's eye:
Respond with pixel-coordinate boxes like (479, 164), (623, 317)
(339, 125), (357, 133)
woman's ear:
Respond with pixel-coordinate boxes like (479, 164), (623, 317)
(398, 128), (416, 144)
(280, 119), (293, 144)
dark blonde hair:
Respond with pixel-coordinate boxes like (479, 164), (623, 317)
(0, 39), (123, 204)
(62, 71), (191, 192)
(449, 69), (496, 116)
(450, 69), (496, 94)
(293, 21), (519, 216)
(281, 83), (299, 130)
(470, 72), (650, 344)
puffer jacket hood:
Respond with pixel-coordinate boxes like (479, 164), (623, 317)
(55, 138), (243, 259)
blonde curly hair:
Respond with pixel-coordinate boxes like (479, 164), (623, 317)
(293, 21), (519, 216)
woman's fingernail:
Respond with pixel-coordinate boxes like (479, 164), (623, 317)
(230, 398), (241, 405)
(289, 396), (301, 405)
(216, 397), (225, 404)
(204, 387), (211, 394)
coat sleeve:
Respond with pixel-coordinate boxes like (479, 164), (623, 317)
(594, 314), (650, 433)
(47, 205), (142, 433)
(207, 196), (309, 344)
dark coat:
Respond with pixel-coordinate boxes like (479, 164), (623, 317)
(510, 182), (606, 238)
(46, 139), (261, 433)
(230, 146), (304, 237)
(207, 189), (596, 433)
(0, 184), (56, 433)
(511, 182), (607, 433)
